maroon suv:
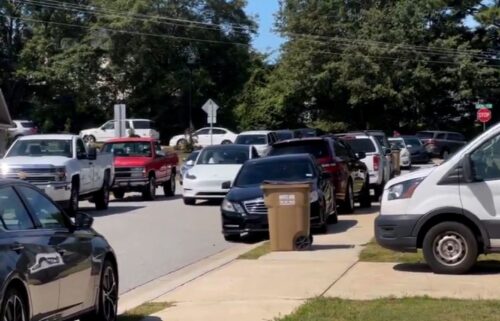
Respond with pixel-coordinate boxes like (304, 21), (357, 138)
(268, 137), (371, 212)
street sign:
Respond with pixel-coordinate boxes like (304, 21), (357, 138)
(114, 104), (127, 138)
(477, 108), (492, 123)
(202, 99), (219, 145)
(476, 103), (493, 109)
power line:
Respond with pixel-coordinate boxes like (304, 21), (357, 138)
(1, 14), (252, 47)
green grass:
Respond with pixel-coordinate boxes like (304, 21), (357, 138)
(118, 302), (174, 321)
(359, 239), (500, 263)
(238, 242), (271, 260)
(275, 297), (500, 321)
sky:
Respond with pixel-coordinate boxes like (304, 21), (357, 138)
(245, 0), (284, 59)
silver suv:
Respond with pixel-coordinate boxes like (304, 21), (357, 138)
(8, 120), (38, 141)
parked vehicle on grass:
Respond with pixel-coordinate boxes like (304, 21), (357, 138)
(235, 130), (279, 156)
(269, 137), (371, 212)
(169, 127), (237, 149)
(222, 154), (338, 241)
(102, 137), (178, 201)
(416, 130), (466, 159)
(1, 135), (114, 213)
(398, 135), (430, 164)
(389, 137), (411, 169)
(275, 129), (295, 141)
(376, 122), (500, 274)
(182, 144), (259, 205)
(0, 179), (118, 321)
(7, 120), (38, 141)
(339, 134), (391, 199)
(179, 150), (200, 185)
(80, 119), (160, 143)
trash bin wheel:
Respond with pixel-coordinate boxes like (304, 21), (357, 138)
(294, 235), (313, 251)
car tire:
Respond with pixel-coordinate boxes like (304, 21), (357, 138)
(95, 174), (110, 210)
(113, 190), (125, 200)
(84, 135), (97, 144)
(224, 234), (241, 242)
(81, 260), (118, 321)
(163, 172), (176, 197)
(142, 176), (156, 201)
(374, 180), (385, 200)
(176, 139), (188, 150)
(339, 181), (355, 214)
(422, 222), (478, 274)
(1, 287), (28, 321)
(67, 181), (79, 216)
(359, 177), (372, 208)
(183, 197), (196, 205)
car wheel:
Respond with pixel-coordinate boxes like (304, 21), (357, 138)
(422, 222), (478, 274)
(221, 140), (232, 144)
(340, 181), (355, 214)
(176, 139), (188, 150)
(113, 190), (125, 200)
(95, 174), (110, 210)
(183, 197), (196, 205)
(1, 287), (28, 321)
(81, 260), (118, 321)
(142, 176), (156, 201)
(359, 177), (372, 208)
(67, 182), (79, 216)
(374, 180), (385, 201)
(224, 234), (241, 242)
(84, 135), (97, 144)
(163, 172), (176, 197)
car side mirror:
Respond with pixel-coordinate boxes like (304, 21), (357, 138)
(462, 154), (475, 183)
(87, 147), (97, 160)
(74, 212), (94, 230)
(185, 160), (194, 166)
(356, 152), (366, 160)
(221, 181), (232, 189)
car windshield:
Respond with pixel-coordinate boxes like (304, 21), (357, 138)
(404, 137), (423, 146)
(389, 139), (405, 149)
(269, 141), (329, 158)
(103, 142), (152, 157)
(276, 131), (293, 140)
(133, 120), (153, 129)
(235, 135), (267, 145)
(235, 160), (316, 187)
(197, 147), (249, 165)
(6, 139), (73, 158)
(342, 138), (376, 153)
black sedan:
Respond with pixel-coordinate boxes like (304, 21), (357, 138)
(0, 180), (118, 321)
(221, 154), (337, 241)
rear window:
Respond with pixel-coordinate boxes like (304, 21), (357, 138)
(235, 135), (267, 145)
(20, 121), (35, 128)
(417, 132), (434, 139)
(276, 131), (294, 140)
(447, 133), (465, 141)
(342, 138), (376, 153)
(269, 141), (330, 159)
(133, 120), (154, 130)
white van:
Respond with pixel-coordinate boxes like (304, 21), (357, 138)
(376, 123), (500, 274)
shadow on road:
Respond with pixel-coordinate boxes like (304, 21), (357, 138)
(327, 219), (358, 234)
(393, 260), (500, 275)
(312, 244), (355, 251)
(112, 194), (183, 203)
(83, 205), (146, 217)
(121, 316), (162, 321)
(350, 205), (380, 215)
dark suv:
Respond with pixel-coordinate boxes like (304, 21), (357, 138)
(268, 137), (371, 212)
(417, 131), (466, 158)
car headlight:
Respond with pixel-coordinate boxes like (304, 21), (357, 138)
(185, 172), (197, 180)
(387, 177), (424, 200)
(310, 190), (319, 203)
(221, 199), (245, 215)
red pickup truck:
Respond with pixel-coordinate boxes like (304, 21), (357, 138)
(102, 137), (179, 200)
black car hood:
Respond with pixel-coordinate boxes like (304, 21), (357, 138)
(226, 186), (263, 202)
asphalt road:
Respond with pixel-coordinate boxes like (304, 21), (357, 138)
(80, 187), (244, 294)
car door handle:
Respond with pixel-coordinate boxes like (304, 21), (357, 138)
(10, 243), (24, 252)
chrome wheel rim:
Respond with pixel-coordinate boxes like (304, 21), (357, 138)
(3, 294), (26, 321)
(101, 266), (118, 321)
(433, 231), (467, 267)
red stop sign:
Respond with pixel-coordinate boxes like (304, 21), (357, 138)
(477, 108), (492, 123)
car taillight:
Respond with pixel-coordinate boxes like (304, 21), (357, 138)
(373, 155), (380, 171)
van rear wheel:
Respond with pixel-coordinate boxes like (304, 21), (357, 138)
(422, 222), (478, 274)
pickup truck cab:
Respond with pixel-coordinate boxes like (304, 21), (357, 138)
(102, 137), (179, 200)
(376, 122), (500, 274)
(0, 134), (114, 213)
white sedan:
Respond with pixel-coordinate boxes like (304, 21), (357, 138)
(169, 127), (238, 148)
(182, 144), (258, 205)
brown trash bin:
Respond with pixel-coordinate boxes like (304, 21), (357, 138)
(391, 149), (401, 175)
(261, 181), (312, 251)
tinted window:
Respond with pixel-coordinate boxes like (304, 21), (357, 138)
(133, 120), (153, 129)
(269, 141), (330, 159)
(235, 160), (316, 187)
(235, 135), (267, 145)
(0, 187), (35, 231)
(342, 138), (377, 153)
(76, 139), (87, 158)
(404, 137), (422, 146)
(417, 132), (434, 139)
(7, 139), (72, 158)
(195, 129), (210, 135)
(470, 135), (500, 181)
(436, 133), (447, 139)
(20, 121), (35, 128)
(186, 151), (200, 162)
(155, 142), (163, 156)
(18, 187), (67, 229)
(197, 148), (249, 165)
(334, 141), (350, 158)
(276, 131), (294, 140)
(103, 142), (152, 157)
(448, 133), (465, 141)
(212, 129), (227, 135)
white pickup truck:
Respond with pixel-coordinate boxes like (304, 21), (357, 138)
(0, 134), (114, 213)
